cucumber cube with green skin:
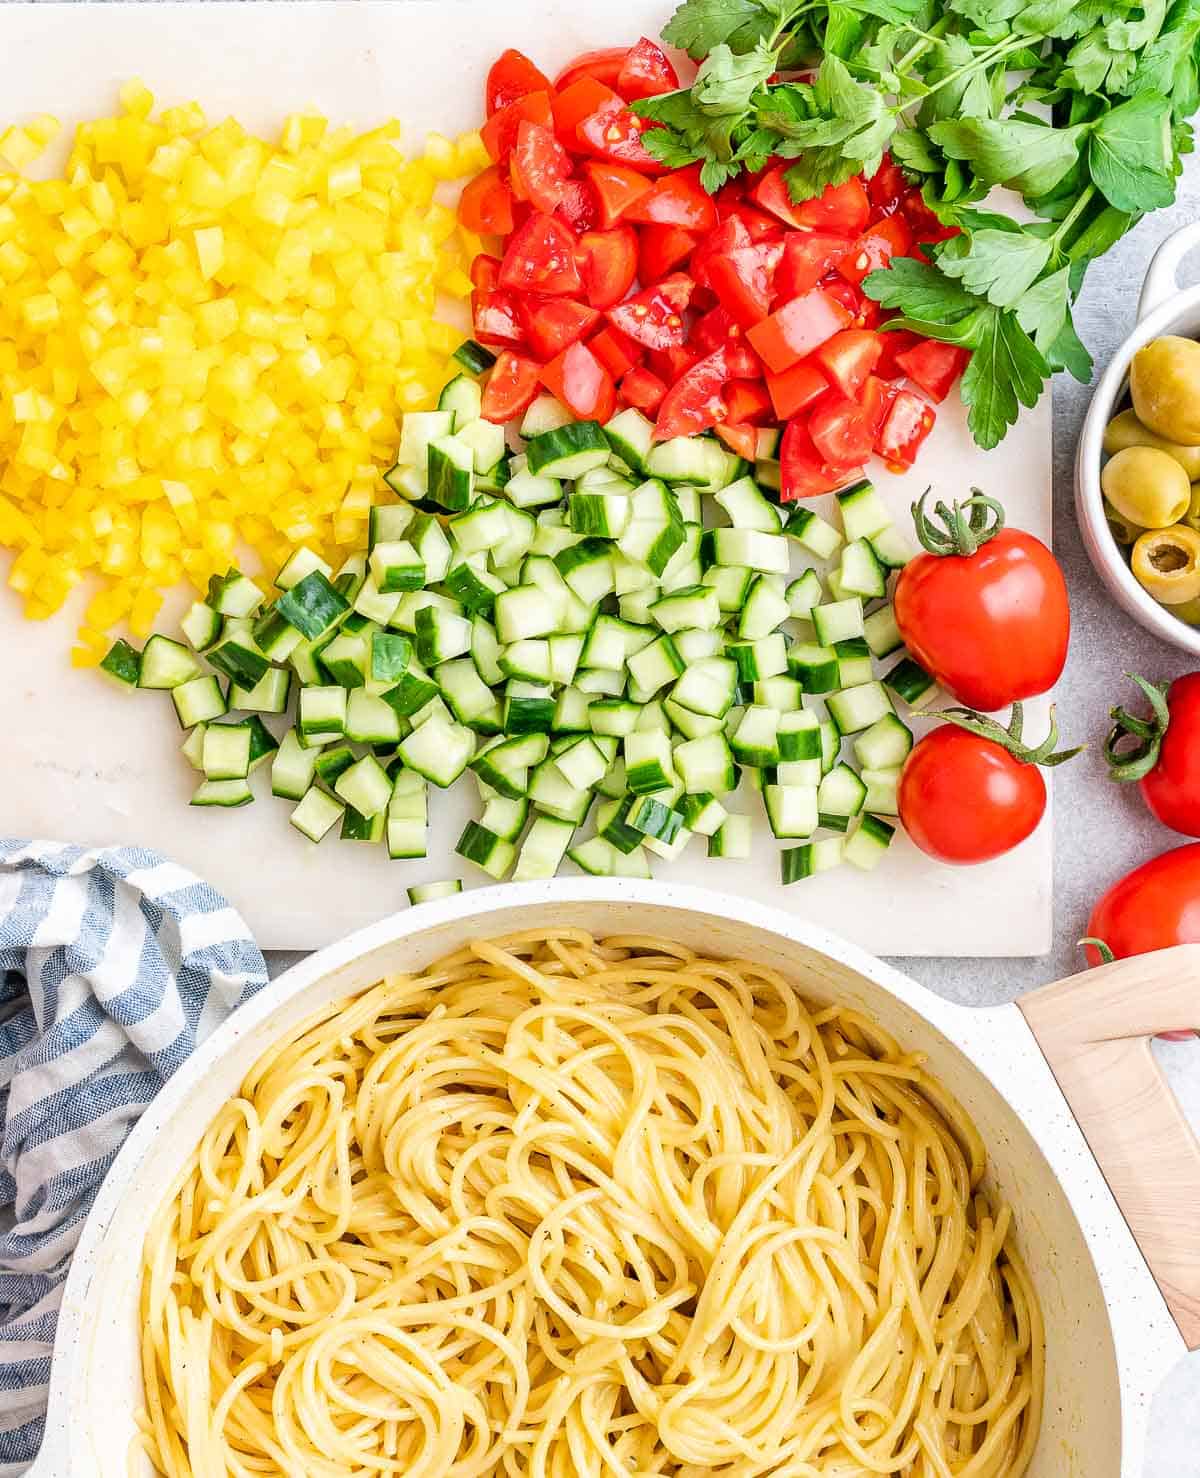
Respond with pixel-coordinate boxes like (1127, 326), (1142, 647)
(202, 723), (252, 781)
(276, 570), (350, 639)
(314, 744), (357, 787)
(271, 730), (319, 800)
(844, 814), (896, 870)
(426, 434), (475, 511)
(137, 634), (202, 689)
(340, 806), (386, 842)
(453, 339), (496, 375)
(100, 638), (142, 687)
(319, 629), (371, 689)
(367, 504), (415, 549)
(334, 754), (394, 819)
(290, 786), (345, 843)
(407, 879), (464, 904)
(624, 731), (676, 794)
(181, 600), (223, 651)
(513, 816), (576, 881)
(780, 837), (844, 883)
(626, 796), (684, 845)
(783, 506), (843, 559)
(836, 479), (892, 541)
(525, 421), (610, 478)
(190, 779), (254, 808)
(299, 685), (348, 738)
(369, 540), (425, 594)
(370, 631), (412, 684)
(708, 814), (752, 859)
(381, 666), (440, 718)
(456, 821), (516, 880)
(884, 656), (938, 709)
(504, 681), (555, 734)
(276, 546), (334, 590)
(206, 634), (269, 688)
(206, 570), (264, 618)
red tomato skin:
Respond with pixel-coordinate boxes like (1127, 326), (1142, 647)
(619, 365), (668, 415)
(518, 297), (601, 360)
(899, 727), (1047, 865)
(867, 152), (909, 211)
(653, 347), (730, 441)
(481, 350), (542, 423)
(472, 288), (525, 348)
(580, 160), (652, 227)
(487, 50), (552, 116)
(723, 378), (773, 424)
(894, 339), (970, 403)
(812, 328), (883, 401)
(576, 98), (663, 172)
(689, 218), (753, 289)
(747, 289), (854, 373)
(1085, 844), (1200, 965)
(766, 362), (828, 420)
(638, 224), (699, 284)
(482, 91), (555, 164)
(616, 38), (679, 101)
(458, 165), (516, 236)
(555, 178), (599, 235)
(775, 231), (853, 300)
(607, 273), (694, 350)
(588, 324), (642, 379)
(836, 216), (912, 286)
(876, 387), (935, 467)
(511, 121), (573, 214)
(808, 394), (874, 469)
(716, 421), (759, 458)
(498, 213), (582, 296)
(470, 254), (502, 292)
(577, 226), (638, 310)
(554, 47), (627, 93)
(894, 530), (1070, 712)
(1138, 674), (1200, 836)
(707, 241), (783, 327)
(779, 417), (853, 501)
(624, 166), (719, 232)
(540, 340), (616, 422)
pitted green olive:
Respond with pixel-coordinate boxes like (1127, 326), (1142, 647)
(1131, 525), (1200, 605)
(1102, 408), (1200, 480)
(1169, 594), (1200, 626)
(1187, 483), (1200, 535)
(1130, 336), (1200, 443)
(1101, 445), (1191, 529)
(1104, 498), (1145, 545)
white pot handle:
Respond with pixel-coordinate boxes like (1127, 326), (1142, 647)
(1138, 221), (1200, 321)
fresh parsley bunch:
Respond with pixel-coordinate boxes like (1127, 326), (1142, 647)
(637, 0), (1200, 448)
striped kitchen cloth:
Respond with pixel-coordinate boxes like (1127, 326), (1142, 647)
(0, 839), (268, 1474)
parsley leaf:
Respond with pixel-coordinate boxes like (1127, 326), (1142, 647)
(929, 117), (1089, 196)
(863, 257), (980, 321)
(693, 42), (778, 115)
(959, 311), (1049, 448)
(1088, 93), (1177, 210)
(937, 229), (1055, 307)
(660, 0), (779, 59)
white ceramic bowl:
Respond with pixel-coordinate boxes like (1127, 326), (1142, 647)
(23, 882), (1200, 1477)
(1076, 221), (1200, 654)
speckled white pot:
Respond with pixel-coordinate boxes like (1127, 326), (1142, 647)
(1076, 221), (1200, 655)
(26, 882), (1188, 1477)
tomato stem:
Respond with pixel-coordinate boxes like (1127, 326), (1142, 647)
(1104, 673), (1171, 784)
(938, 702), (1084, 767)
(911, 488), (1006, 557)
(1078, 936), (1115, 965)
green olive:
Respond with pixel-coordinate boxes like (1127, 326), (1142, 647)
(1104, 498), (1145, 545)
(1102, 408), (1200, 480)
(1170, 594), (1200, 626)
(1101, 445), (1191, 529)
(1131, 525), (1200, 605)
(1187, 484), (1200, 535)
(1130, 335), (1200, 443)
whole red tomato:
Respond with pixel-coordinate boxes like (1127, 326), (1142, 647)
(1084, 844), (1200, 1039)
(899, 706), (1079, 865)
(1106, 672), (1200, 836)
(895, 492), (1070, 713)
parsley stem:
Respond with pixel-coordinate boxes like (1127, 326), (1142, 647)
(917, 34), (1033, 100)
(1050, 184), (1097, 245)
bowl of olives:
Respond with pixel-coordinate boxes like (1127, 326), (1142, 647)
(1077, 222), (1200, 653)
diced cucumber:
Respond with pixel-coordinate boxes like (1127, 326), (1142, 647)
(454, 338), (497, 375)
(788, 643), (840, 694)
(191, 778), (254, 808)
(731, 706), (780, 767)
(780, 837), (844, 882)
(290, 786), (345, 842)
(456, 821), (516, 879)
(604, 407), (655, 475)
(299, 685), (348, 738)
(835, 637), (874, 688)
(764, 784), (818, 839)
(277, 569), (350, 639)
(207, 570), (263, 619)
(520, 393), (573, 439)
(863, 603), (903, 658)
(714, 476), (782, 533)
(181, 600), (223, 652)
(438, 373), (484, 429)
(708, 814), (752, 859)
(811, 598), (865, 647)
(272, 729), (319, 800)
(513, 815), (575, 880)
(861, 767), (901, 816)
(869, 525), (915, 569)
(737, 575), (790, 640)
(624, 730), (676, 794)
(845, 814), (896, 871)
(674, 733), (737, 794)
(838, 538), (887, 600)
(884, 656), (938, 710)
(407, 879), (463, 904)
(817, 763), (868, 823)
(704, 528), (790, 574)
(526, 421), (610, 479)
(651, 585), (721, 634)
(703, 563), (754, 613)
(671, 656), (738, 717)
(100, 638), (142, 687)
(836, 480), (892, 540)
(427, 434), (475, 512)
(783, 506), (843, 559)
(397, 409), (454, 469)
(646, 436), (733, 491)
(399, 712), (474, 787)
(853, 713), (913, 770)
(827, 681), (893, 734)
(785, 570), (824, 620)
(138, 635), (201, 690)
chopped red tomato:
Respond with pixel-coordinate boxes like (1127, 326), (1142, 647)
(877, 388), (937, 468)
(813, 329), (883, 401)
(487, 50), (552, 116)
(766, 362), (828, 420)
(540, 340), (617, 422)
(458, 165), (516, 236)
(747, 288), (854, 373)
(482, 91), (555, 164)
(751, 165), (810, 229)
(472, 288), (525, 348)
(750, 169), (868, 233)
(894, 339), (970, 403)
(519, 297), (600, 359)
(809, 394), (874, 468)
(577, 225), (638, 309)
(554, 47), (627, 92)
(689, 217), (753, 289)
(498, 213), (583, 296)
(589, 324), (643, 379)
(867, 152), (909, 212)
(822, 276), (878, 329)
(555, 178), (599, 234)
(608, 273), (694, 350)
(638, 224), (699, 284)
(624, 166), (719, 232)
(724, 203), (783, 241)
(692, 303), (742, 353)
(780, 417), (852, 501)
(470, 253), (501, 292)
(617, 38), (679, 100)
(874, 327), (922, 377)
(620, 365), (668, 415)
(575, 96), (662, 171)
(581, 160), (652, 227)
(859, 374), (897, 439)
(648, 342), (702, 384)
(775, 232), (852, 299)
(481, 350), (541, 422)
(724, 338), (765, 379)
(707, 240), (783, 327)
(716, 421), (759, 458)
(511, 122), (573, 214)
(654, 347), (730, 440)
(837, 216), (912, 286)
(723, 379), (773, 424)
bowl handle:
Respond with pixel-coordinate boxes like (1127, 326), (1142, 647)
(1019, 945), (1200, 1349)
(1138, 221), (1200, 321)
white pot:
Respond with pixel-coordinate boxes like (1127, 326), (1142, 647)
(24, 881), (1200, 1476)
(1076, 221), (1200, 654)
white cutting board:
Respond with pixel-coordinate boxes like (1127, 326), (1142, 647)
(0, 1), (1053, 955)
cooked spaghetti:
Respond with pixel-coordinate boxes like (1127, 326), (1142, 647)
(140, 929), (1044, 1476)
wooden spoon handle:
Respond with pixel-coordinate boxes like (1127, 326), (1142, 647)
(1019, 945), (1200, 1349)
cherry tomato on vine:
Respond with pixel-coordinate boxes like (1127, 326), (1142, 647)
(899, 705), (1080, 865)
(895, 492), (1070, 713)
(1106, 673), (1200, 837)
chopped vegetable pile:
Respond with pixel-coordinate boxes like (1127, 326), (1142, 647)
(0, 84), (483, 656)
(101, 363), (942, 885)
(637, 0), (1200, 448)
(460, 41), (966, 496)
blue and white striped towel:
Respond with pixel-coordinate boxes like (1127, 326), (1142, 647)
(0, 840), (268, 1474)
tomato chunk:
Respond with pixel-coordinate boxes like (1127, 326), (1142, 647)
(581, 160), (652, 227)
(795, 177), (871, 234)
(837, 216), (913, 287)
(723, 378), (773, 424)
(812, 329), (883, 401)
(707, 240), (783, 327)
(780, 416), (856, 501)
(470, 254), (501, 292)
(747, 288), (854, 373)
(649, 343), (702, 384)
(589, 324), (643, 379)
(867, 152), (909, 212)
(638, 224), (699, 285)
(877, 388), (937, 468)
(894, 339), (970, 403)
(554, 47), (627, 93)
(654, 347), (730, 441)
(473, 288), (525, 348)
(766, 362), (828, 420)
(540, 340), (617, 422)
(858, 374), (897, 439)
(716, 421), (759, 459)
(617, 38), (679, 101)
(691, 304), (742, 354)
(608, 273), (694, 350)
(809, 394), (874, 468)
(482, 351), (542, 423)
(620, 365), (668, 415)
(624, 166), (719, 232)
(555, 178), (599, 235)
(724, 339), (765, 380)
(775, 231), (852, 300)
(487, 50), (552, 116)
(519, 297), (601, 360)
(482, 91), (554, 164)
(499, 213), (583, 296)
(458, 165), (516, 236)
(577, 225), (638, 310)
(689, 217), (753, 290)
(575, 95), (663, 171)
(723, 202), (783, 242)
(511, 122), (573, 215)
